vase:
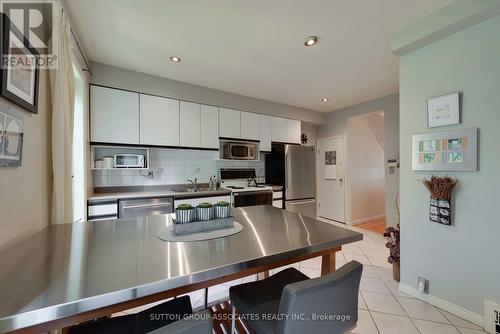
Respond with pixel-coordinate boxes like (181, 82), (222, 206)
(393, 261), (400, 282)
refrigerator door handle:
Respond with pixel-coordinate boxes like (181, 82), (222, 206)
(285, 150), (292, 193)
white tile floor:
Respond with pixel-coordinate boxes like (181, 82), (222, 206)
(117, 218), (486, 334)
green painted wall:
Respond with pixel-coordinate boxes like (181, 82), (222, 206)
(400, 15), (500, 316)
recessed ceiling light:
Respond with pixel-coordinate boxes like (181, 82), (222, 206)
(304, 36), (318, 47)
(169, 56), (181, 63)
(321, 98), (329, 102)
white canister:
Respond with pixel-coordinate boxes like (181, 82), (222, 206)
(103, 157), (114, 169)
(95, 160), (103, 169)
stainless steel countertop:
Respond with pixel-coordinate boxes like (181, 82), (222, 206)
(89, 186), (232, 201)
(0, 206), (362, 333)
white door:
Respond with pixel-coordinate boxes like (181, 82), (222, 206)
(140, 94), (179, 146)
(260, 115), (272, 152)
(72, 62), (86, 223)
(91, 86), (139, 144)
(180, 101), (201, 148)
(219, 108), (241, 138)
(317, 136), (346, 222)
(240, 111), (260, 141)
(200, 105), (219, 149)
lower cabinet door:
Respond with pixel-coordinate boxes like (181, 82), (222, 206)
(273, 200), (283, 209)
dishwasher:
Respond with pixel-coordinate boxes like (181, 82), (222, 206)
(118, 197), (174, 219)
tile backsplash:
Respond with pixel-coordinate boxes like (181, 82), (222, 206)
(93, 148), (266, 187)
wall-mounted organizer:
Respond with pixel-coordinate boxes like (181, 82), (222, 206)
(90, 145), (150, 170)
(422, 176), (458, 225)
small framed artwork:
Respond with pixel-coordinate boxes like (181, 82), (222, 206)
(427, 92), (460, 128)
(412, 128), (477, 171)
(0, 105), (24, 167)
(0, 13), (40, 114)
(324, 150), (337, 179)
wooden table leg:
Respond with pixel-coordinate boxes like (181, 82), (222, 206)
(321, 246), (341, 275)
(256, 271), (269, 280)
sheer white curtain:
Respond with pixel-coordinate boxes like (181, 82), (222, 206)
(50, 1), (75, 224)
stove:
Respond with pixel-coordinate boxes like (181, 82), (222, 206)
(219, 169), (273, 207)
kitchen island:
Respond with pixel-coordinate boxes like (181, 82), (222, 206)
(0, 206), (362, 333)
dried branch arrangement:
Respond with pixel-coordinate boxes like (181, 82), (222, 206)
(422, 175), (458, 200)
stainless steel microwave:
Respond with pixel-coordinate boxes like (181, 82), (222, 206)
(220, 141), (258, 160)
(114, 154), (145, 168)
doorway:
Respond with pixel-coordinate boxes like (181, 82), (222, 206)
(72, 62), (86, 223)
(317, 136), (346, 223)
(346, 111), (386, 233)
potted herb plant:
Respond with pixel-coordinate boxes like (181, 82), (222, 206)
(384, 223), (400, 281)
(196, 203), (214, 221)
(175, 204), (196, 223)
(214, 201), (231, 219)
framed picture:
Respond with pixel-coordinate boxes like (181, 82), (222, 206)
(0, 105), (24, 167)
(412, 128), (477, 171)
(0, 13), (40, 114)
(427, 92), (459, 128)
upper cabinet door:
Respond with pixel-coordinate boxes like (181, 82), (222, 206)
(201, 105), (219, 149)
(271, 117), (287, 142)
(140, 94), (179, 146)
(180, 101), (201, 148)
(91, 86), (139, 144)
(260, 115), (272, 152)
(240, 111), (260, 141)
(219, 108), (241, 139)
(286, 119), (301, 144)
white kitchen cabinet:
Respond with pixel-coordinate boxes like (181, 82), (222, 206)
(260, 115), (272, 152)
(175, 195), (231, 207)
(140, 94), (179, 146)
(240, 111), (260, 141)
(91, 86), (139, 144)
(180, 101), (201, 148)
(271, 117), (287, 142)
(200, 105), (219, 149)
(286, 119), (301, 144)
(273, 200), (283, 209)
(219, 108), (241, 139)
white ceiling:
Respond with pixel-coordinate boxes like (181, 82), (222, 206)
(66, 0), (453, 112)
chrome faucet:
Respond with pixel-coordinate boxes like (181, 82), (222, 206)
(187, 178), (198, 192)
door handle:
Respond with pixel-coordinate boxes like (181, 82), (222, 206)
(338, 178), (344, 184)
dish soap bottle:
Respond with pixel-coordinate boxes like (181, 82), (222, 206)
(209, 177), (214, 190)
(214, 175), (220, 190)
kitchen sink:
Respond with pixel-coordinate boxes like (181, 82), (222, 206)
(175, 187), (216, 193)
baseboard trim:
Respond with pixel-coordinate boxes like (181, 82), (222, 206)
(399, 283), (484, 328)
(349, 214), (386, 226)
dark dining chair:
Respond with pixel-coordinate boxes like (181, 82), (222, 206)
(229, 261), (363, 334)
(66, 295), (212, 334)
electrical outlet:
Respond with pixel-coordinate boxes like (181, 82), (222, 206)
(417, 277), (428, 293)
(484, 299), (500, 334)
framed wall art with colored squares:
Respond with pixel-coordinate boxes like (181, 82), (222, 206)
(412, 128), (478, 171)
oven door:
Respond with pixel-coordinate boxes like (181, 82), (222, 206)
(233, 190), (273, 208)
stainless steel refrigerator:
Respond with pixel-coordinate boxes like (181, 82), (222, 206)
(265, 144), (316, 217)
